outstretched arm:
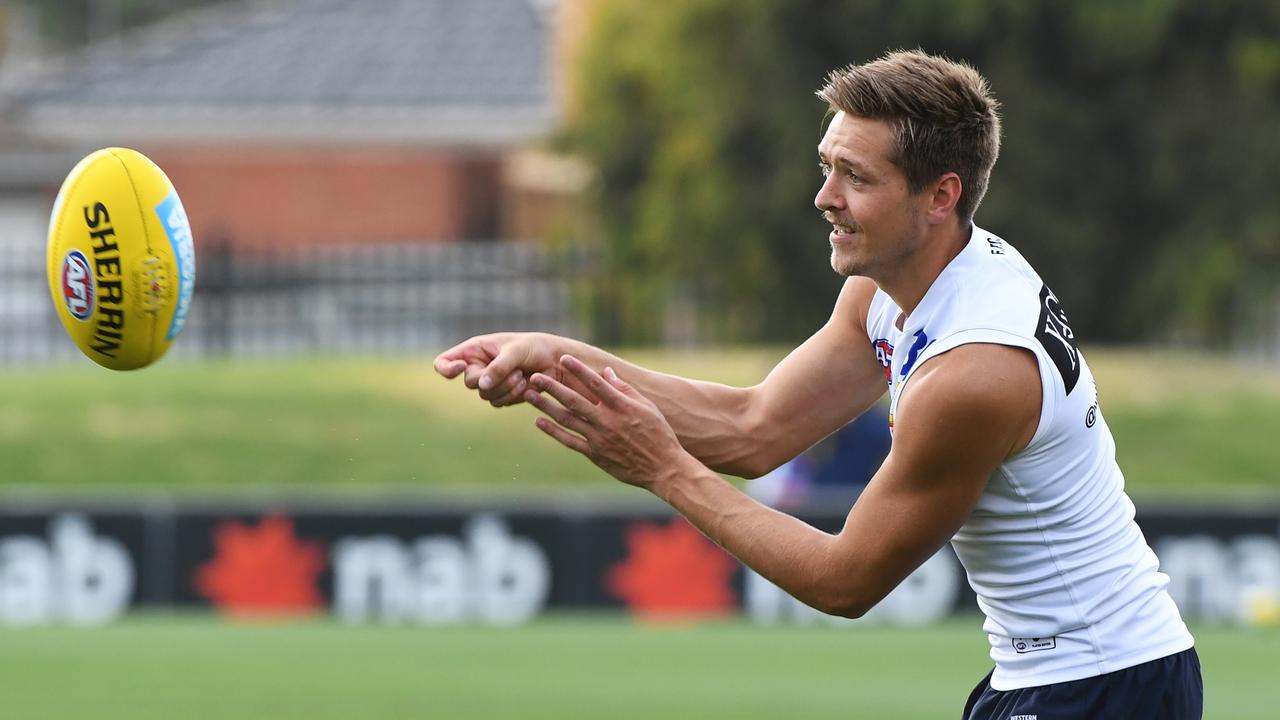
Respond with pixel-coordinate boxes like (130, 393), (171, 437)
(434, 277), (888, 477)
(524, 342), (1040, 617)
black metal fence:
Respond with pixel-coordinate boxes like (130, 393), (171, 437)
(1, 240), (593, 365)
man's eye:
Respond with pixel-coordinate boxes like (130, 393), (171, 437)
(819, 163), (832, 177)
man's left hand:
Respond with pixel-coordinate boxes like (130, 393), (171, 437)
(524, 355), (696, 491)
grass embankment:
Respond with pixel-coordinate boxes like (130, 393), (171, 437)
(0, 347), (1276, 499)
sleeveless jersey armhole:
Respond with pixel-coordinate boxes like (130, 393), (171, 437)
(899, 328), (1057, 452)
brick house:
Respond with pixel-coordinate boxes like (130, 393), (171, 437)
(0, 0), (567, 251)
(0, 0), (602, 360)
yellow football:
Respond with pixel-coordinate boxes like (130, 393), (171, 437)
(47, 148), (196, 370)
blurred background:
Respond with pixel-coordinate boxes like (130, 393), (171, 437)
(0, 1), (1278, 718)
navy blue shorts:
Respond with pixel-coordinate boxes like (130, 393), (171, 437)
(962, 647), (1202, 720)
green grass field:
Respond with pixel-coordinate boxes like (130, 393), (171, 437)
(2, 350), (1277, 718)
(1, 347), (1279, 499)
(0, 614), (1272, 719)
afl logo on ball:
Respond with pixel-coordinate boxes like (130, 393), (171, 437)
(61, 249), (96, 321)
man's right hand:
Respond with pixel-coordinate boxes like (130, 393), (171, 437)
(433, 332), (568, 407)
(430, 277), (885, 478)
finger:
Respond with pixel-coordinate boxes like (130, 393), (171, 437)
(559, 371), (602, 405)
(434, 335), (493, 367)
(490, 377), (530, 407)
(434, 358), (467, 378)
(524, 387), (592, 435)
(559, 355), (625, 408)
(484, 371), (524, 405)
(535, 417), (591, 456)
(529, 371), (598, 423)
(602, 366), (635, 395)
(433, 342), (471, 367)
(462, 362), (488, 390)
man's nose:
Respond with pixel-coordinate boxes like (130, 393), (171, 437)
(814, 173), (843, 213)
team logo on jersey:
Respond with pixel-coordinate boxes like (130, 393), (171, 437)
(61, 250), (95, 321)
(1034, 285), (1080, 395)
(900, 329), (931, 378)
(872, 339), (894, 383)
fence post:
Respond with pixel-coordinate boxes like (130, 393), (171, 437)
(199, 232), (233, 358)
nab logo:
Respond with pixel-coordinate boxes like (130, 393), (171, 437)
(61, 250), (95, 321)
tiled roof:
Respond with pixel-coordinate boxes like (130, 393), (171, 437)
(8, 0), (556, 145)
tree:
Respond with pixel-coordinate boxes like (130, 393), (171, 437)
(23, 0), (216, 50)
(567, 0), (1280, 348)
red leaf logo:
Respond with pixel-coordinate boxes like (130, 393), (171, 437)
(606, 518), (738, 619)
(195, 514), (326, 617)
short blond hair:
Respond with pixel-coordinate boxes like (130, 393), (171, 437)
(817, 50), (1001, 222)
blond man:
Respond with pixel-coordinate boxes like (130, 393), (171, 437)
(436, 50), (1201, 719)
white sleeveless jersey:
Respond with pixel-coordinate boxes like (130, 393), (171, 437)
(864, 225), (1193, 690)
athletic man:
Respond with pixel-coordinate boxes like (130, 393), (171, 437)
(435, 50), (1201, 718)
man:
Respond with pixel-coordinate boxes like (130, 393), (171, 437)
(435, 50), (1201, 718)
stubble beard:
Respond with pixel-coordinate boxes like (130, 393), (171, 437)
(830, 244), (865, 277)
(829, 224), (924, 279)
(830, 201), (927, 279)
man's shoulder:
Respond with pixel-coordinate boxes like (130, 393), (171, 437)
(892, 342), (1042, 470)
(934, 227), (1046, 339)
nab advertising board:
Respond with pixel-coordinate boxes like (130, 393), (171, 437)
(1, 502), (1278, 627)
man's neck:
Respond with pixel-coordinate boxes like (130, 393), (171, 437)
(878, 221), (972, 324)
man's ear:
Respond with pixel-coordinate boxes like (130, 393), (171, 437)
(926, 173), (963, 224)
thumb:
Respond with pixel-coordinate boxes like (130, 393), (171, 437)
(479, 343), (526, 391)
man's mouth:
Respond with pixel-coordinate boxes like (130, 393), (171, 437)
(823, 212), (858, 235)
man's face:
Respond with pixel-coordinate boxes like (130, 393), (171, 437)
(815, 112), (928, 278)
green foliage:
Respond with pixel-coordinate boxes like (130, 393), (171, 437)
(568, 0), (1280, 346)
(21, 0), (215, 49)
